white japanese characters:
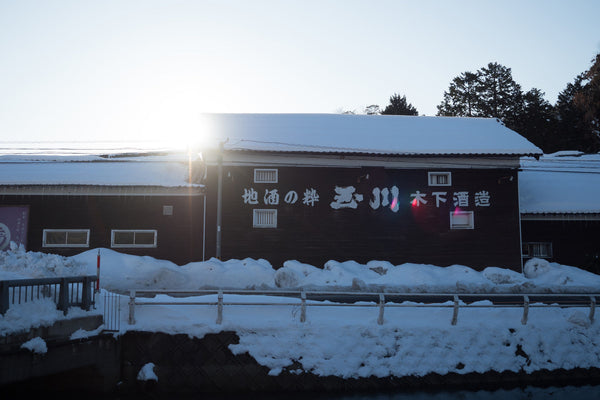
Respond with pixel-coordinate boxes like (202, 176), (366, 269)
(330, 186), (363, 209)
(242, 186), (491, 210)
(243, 188), (321, 207)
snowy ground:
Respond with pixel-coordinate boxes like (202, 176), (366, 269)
(2, 243), (600, 380)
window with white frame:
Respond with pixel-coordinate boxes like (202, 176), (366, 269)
(428, 171), (452, 186)
(522, 242), (553, 258)
(450, 211), (474, 229)
(254, 168), (278, 183)
(111, 229), (157, 248)
(42, 229), (90, 247)
(253, 209), (277, 228)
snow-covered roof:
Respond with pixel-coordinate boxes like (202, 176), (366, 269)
(0, 161), (197, 187)
(205, 113), (543, 156)
(0, 144), (201, 188)
(519, 152), (600, 214)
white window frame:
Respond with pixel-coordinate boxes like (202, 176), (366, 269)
(254, 168), (278, 183)
(428, 171), (452, 186)
(42, 229), (90, 248)
(111, 229), (158, 248)
(253, 209), (277, 228)
(450, 211), (474, 230)
(522, 242), (553, 258)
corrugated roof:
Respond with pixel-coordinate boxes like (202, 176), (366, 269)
(519, 152), (600, 214)
(204, 113), (543, 156)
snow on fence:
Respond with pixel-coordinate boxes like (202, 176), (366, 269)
(127, 289), (599, 326)
(0, 276), (97, 315)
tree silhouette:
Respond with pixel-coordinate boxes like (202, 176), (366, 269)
(381, 93), (418, 115)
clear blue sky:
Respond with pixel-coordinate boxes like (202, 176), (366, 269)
(1, 0), (599, 146)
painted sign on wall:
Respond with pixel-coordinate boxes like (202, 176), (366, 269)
(242, 185), (492, 211)
(0, 206), (29, 250)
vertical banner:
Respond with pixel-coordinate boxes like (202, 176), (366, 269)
(0, 206), (29, 251)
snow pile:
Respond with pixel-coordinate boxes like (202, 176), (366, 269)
(137, 363), (158, 381)
(0, 299), (66, 336)
(0, 243), (86, 280)
(228, 308), (600, 378)
(20, 337), (48, 354)
(2, 245), (600, 294)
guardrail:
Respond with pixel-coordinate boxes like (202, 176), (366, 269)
(128, 289), (599, 326)
(0, 276), (97, 315)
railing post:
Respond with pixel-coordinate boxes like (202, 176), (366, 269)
(451, 295), (459, 325)
(300, 291), (306, 323)
(0, 281), (8, 315)
(216, 290), (223, 324)
(521, 295), (529, 325)
(590, 296), (596, 323)
(58, 278), (69, 315)
(128, 290), (136, 325)
(377, 294), (385, 325)
(81, 276), (92, 311)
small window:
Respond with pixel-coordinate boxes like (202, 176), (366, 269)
(163, 205), (173, 216)
(111, 229), (157, 248)
(253, 209), (277, 228)
(522, 242), (552, 258)
(450, 211), (474, 229)
(43, 229), (90, 248)
(254, 168), (278, 183)
(428, 172), (452, 186)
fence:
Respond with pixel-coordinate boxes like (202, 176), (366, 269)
(103, 291), (121, 332)
(0, 275), (97, 315)
(127, 289), (599, 326)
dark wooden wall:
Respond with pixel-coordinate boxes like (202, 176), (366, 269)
(0, 194), (205, 265)
(521, 219), (600, 273)
(204, 163), (523, 271)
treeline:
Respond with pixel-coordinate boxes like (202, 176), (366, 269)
(357, 53), (600, 154)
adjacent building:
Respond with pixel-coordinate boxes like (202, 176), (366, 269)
(0, 148), (205, 265)
(519, 152), (600, 273)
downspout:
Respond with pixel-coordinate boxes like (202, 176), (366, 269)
(216, 141), (225, 259)
(517, 168), (524, 274)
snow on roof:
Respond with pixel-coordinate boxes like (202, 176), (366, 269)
(519, 152), (600, 214)
(204, 113), (543, 156)
(0, 143), (200, 187)
(0, 161), (197, 187)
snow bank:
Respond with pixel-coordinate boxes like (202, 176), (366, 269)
(2, 245), (600, 294)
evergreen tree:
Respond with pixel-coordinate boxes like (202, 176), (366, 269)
(381, 93), (418, 115)
(555, 74), (599, 153)
(476, 62), (523, 127)
(574, 53), (600, 151)
(512, 88), (557, 152)
(437, 71), (480, 117)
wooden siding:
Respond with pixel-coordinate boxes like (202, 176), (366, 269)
(204, 165), (522, 271)
(0, 195), (205, 265)
(521, 220), (600, 273)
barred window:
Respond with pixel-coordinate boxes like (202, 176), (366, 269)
(428, 172), (452, 186)
(254, 169), (278, 183)
(253, 209), (277, 228)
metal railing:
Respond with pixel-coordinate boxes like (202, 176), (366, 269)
(0, 275), (97, 315)
(127, 289), (599, 326)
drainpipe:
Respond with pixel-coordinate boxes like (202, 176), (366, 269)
(216, 141), (224, 259)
